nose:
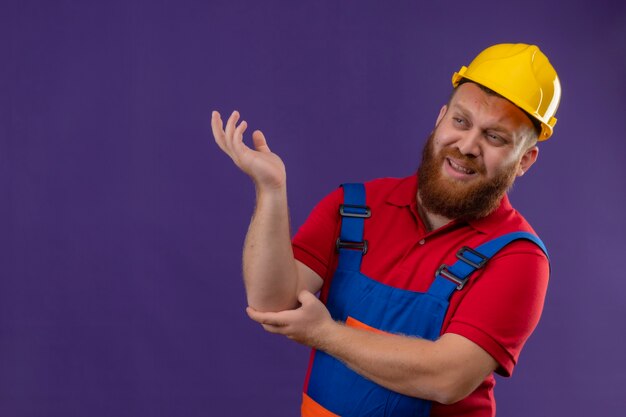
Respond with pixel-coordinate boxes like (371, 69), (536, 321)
(455, 130), (481, 158)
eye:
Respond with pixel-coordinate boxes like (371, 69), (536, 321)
(485, 132), (506, 145)
(452, 117), (467, 127)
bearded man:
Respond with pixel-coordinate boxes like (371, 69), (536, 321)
(211, 43), (561, 417)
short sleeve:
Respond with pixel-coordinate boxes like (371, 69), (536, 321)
(444, 240), (550, 376)
(292, 187), (343, 281)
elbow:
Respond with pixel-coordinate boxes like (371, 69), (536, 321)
(399, 374), (471, 405)
(433, 389), (467, 406)
(401, 365), (476, 405)
(244, 282), (300, 312)
(428, 375), (477, 405)
(246, 294), (298, 312)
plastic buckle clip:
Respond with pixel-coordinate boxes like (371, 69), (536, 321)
(436, 264), (466, 290)
(336, 238), (368, 254)
(456, 246), (488, 269)
(339, 204), (371, 218)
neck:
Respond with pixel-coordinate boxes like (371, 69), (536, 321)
(417, 193), (454, 232)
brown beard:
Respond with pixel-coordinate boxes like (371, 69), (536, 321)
(417, 132), (519, 221)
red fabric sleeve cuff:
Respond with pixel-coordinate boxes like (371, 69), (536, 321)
(445, 321), (515, 377)
(293, 244), (329, 281)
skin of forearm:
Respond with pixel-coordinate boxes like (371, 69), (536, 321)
(317, 322), (483, 405)
(243, 185), (300, 312)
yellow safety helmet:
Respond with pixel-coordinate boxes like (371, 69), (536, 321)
(452, 43), (561, 141)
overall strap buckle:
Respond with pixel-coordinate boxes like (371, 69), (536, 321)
(436, 247), (489, 290)
(336, 201), (370, 255)
(456, 246), (488, 269)
(436, 265), (467, 290)
(428, 232), (548, 300)
(336, 238), (368, 254)
(339, 204), (371, 218)
(336, 183), (370, 267)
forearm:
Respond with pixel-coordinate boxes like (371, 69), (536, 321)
(243, 185), (300, 311)
(212, 111), (314, 311)
(319, 323), (492, 404)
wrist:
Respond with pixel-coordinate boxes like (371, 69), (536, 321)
(251, 170), (287, 194)
(255, 182), (288, 203)
(314, 320), (344, 352)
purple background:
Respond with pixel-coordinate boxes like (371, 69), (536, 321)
(2, 0), (625, 415)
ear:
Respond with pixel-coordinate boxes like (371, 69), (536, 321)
(435, 105), (447, 126)
(517, 145), (539, 177)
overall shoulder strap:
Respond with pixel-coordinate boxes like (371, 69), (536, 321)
(336, 183), (370, 271)
(427, 231), (549, 300)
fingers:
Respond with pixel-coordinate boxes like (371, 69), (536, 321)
(246, 307), (280, 325)
(211, 111), (227, 151)
(224, 110), (240, 140)
(232, 119), (248, 153)
(247, 306), (271, 324)
(297, 290), (321, 310)
(297, 290), (317, 305)
(261, 323), (289, 335)
(246, 307), (286, 334)
(246, 307), (294, 327)
(246, 308), (287, 335)
(212, 110), (250, 159)
(252, 130), (271, 153)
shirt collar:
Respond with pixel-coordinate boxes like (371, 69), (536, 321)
(386, 173), (514, 235)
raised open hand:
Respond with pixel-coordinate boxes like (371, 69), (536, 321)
(212, 110), (286, 190)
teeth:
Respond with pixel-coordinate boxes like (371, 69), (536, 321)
(449, 159), (474, 174)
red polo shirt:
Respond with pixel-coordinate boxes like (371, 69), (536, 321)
(292, 175), (549, 417)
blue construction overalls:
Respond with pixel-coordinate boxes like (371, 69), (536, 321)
(302, 183), (548, 417)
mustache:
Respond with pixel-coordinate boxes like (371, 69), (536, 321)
(438, 147), (485, 175)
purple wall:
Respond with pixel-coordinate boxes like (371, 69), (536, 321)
(2, 0), (625, 415)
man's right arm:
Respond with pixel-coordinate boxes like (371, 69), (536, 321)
(211, 110), (323, 312)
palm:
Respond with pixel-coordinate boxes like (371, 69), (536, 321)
(237, 141), (286, 189)
(211, 111), (286, 190)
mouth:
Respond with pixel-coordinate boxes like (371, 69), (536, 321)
(444, 157), (478, 178)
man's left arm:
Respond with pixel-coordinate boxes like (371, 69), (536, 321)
(246, 290), (497, 405)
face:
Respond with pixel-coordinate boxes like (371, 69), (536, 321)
(418, 83), (539, 220)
